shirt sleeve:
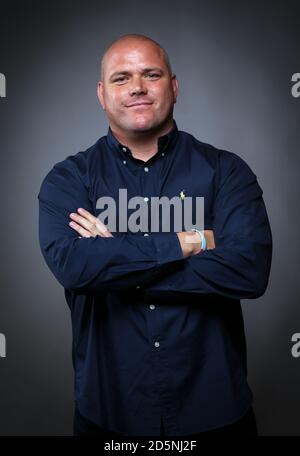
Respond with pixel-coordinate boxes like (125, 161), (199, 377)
(38, 160), (184, 294)
(145, 152), (273, 300)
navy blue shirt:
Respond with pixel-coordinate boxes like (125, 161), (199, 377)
(38, 120), (272, 436)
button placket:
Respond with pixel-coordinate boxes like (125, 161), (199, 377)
(141, 196), (150, 235)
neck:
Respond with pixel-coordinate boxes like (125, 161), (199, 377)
(111, 119), (174, 162)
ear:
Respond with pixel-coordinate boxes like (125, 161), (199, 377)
(171, 75), (179, 104)
(97, 81), (106, 110)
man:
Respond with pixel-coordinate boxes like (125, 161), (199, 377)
(38, 34), (272, 436)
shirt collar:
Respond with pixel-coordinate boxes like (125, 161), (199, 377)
(106, 119), (179, 158)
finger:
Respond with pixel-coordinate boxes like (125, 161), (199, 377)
(69, 213), (112, 238)
(69, 221), (93, 238)
(69, 212), (98, 236)
(95, 221), (114, 237)
(76, 208), (113, 237)
(77, 207), (98, 224)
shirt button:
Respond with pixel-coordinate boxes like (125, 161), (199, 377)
(123, 160), (127, 165)
(144, 233), (149, 236)
(144, 196), (149, 202)
(161, 152), (165, 157)
(144, 167), (149, 172)
(154, 341), (160, 348)
(136, 285), (141, 289)
(122, 147), (127, 152)
(149, 304), (156, 310)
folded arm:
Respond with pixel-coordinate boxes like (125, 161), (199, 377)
(145, 153), (273, 300)
(38, 161), (192, 293)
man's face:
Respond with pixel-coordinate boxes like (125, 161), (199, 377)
(97, 40), (178, 135)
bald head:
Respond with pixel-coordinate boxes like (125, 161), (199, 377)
(100, 34), (173, 81)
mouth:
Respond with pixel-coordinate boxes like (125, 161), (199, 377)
(126, 102), (153, 108)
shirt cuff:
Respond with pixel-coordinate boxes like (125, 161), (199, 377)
(150, 232), (184, 265)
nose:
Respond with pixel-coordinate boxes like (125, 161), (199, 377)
(128, 75), (147, 96)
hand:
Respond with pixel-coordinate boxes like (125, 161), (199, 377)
(69, 208), (113, 238)
(204, 230), (215, 250)
(176, 230), (215, 258)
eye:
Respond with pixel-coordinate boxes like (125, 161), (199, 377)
(146, 73), (160, 79)
(113, 73), (160, 83)
(114, 76), (128, 83)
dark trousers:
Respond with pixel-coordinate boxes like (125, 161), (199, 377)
(73, 405), (258, 436)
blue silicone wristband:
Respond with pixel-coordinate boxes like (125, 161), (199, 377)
(191, 229), (207, 251)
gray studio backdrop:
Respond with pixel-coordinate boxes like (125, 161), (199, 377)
(0, 0), (299, 436)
